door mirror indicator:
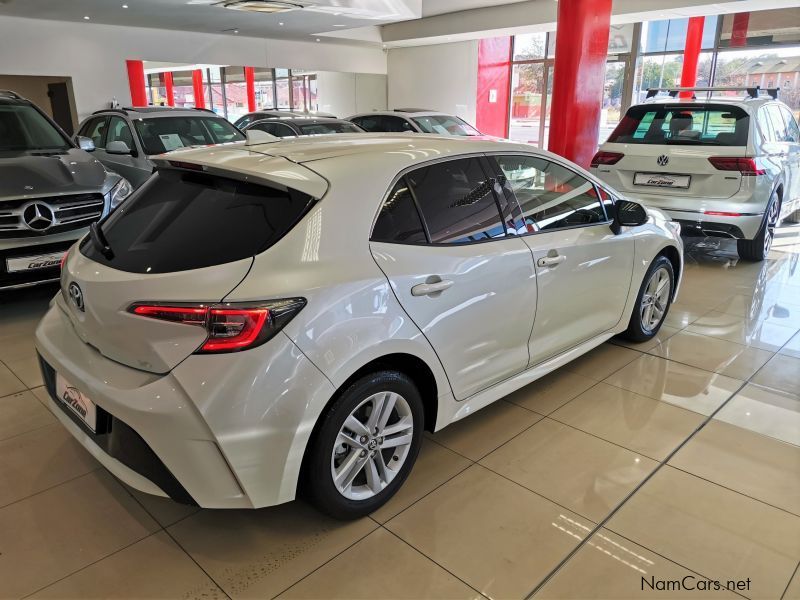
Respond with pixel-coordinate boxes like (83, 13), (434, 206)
(76, 136), (95, 152)
(106, 140), (132, 155)
(611, 200), (649, 233)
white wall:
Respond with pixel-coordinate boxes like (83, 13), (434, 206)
(316, 72), (388, 117)
(0, 16), (387, 121)
(387, 41), (478, 125)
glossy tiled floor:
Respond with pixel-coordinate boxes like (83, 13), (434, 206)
(2, 227), (800, 600)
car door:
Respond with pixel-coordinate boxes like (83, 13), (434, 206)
(489, 154), (635, 365)
(370, 156), (537, 400)
(777, 105), (800, 212)
(99, 116), (148, 187)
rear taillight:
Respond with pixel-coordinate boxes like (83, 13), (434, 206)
(590, 151), (624, 168)
(708, 157), (765, 176)
(60, 249), (69, 270)
(128, 298), (306, 354)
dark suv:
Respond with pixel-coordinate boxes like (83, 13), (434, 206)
(0, 91), (130, 291)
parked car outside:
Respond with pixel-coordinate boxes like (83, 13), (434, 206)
(347, 109), (482, 136)
(36, 133), (682, 519)
(244, 117), (364, 137)
(0, 90), (131, 291)
(591, 87), (800, 261)
(234, 110), (337, 129)
(75, 106), (245, 189)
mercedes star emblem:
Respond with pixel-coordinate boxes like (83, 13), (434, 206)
(22, 201), (56, 232)
(68, 282), (85, 312)
(656, 154), (670, 166)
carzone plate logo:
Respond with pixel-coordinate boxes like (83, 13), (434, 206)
(62, 386), (89, 420)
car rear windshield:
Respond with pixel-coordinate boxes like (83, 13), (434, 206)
(80, 169), (315, 273)
(606, 104), (749, 146)
(410, 115), (481, 136)
(297, 121), (361, 135)
(0, 101), (70, 152)
(133, 116), (245, 155)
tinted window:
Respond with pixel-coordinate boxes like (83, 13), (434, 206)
(371, 179), (427, 244)
(106, 116), (134, 149)
(133, 116), (245, 154)
(80, 117), (108, 149)
(607, 105), (749, 146)
(352, 115), (413, 133)
(494, 155), (606, 232)
(80, 169), (315, 273)
(234, 115), (251, 128)
(0, 102), (70, 152)
(411, 115), (481, 136)
(250, 122), (297, 137)
(407, 157), (505, 244)
(297, 121), (361, 135)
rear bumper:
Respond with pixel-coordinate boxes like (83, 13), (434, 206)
(34, 301), (336, 509)
(661, 210), (762, 240)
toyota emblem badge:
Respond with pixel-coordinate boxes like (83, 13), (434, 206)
(68, 282), (85, 312)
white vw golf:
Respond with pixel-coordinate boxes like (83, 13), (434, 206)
(36, 133), (682, 519)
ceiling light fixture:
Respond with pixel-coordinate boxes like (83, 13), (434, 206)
(333, 24), (345, 27)
(122, 3), (129, 7)
(315, 38), (320, 42)
(278, 21), (284, 25)
(219, 1), (303, 13)
(83, 15), (90, 20)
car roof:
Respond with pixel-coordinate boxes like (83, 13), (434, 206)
(635, 95), (778, 113)
(160, 132), (543, 166)
(92, 107), (223, 119)
(251, 117), (354, 125)
(348, 111), (457, 119)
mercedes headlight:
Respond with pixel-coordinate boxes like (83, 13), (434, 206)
(108, 178), (133, 210)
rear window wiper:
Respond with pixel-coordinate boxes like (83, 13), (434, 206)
(89, 222), (114, 260)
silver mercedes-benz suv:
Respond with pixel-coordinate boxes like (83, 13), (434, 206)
(0, 91), (131, 291)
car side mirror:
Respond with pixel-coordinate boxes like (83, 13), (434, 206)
(106, 140), (132, 155)
(611, 200), (649, 234)
(76, 136), (95, 152)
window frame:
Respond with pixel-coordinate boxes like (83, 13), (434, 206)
(80, 115), (110, 149)
(485, 151), (615, 236)
(105, 115), (138, 156)
(369, 153), (514, 247)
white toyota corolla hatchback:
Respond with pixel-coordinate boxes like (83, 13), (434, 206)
(36, 133), (683, 519)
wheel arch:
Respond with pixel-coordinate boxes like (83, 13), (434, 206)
(655, 244), (681, 300)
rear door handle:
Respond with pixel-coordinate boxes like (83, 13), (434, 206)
(537, 255), (566, 267)
(411, 279), (454, 296)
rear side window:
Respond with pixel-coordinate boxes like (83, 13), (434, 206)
(607, 105), (749, 146)
(352, 116), (413, 133)
(406, 157), (505, 244)
(371, 179), (427, 244)
(494, 155), (606, 232)
(80, 170), (315, 273)
(297, 121), (361, 135)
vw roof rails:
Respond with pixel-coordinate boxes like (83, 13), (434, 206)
(0, 90), (23, 99)
(91, 108), (129, 115)
(645, 86), (779, 100)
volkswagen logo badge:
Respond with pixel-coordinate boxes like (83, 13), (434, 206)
(68, 282), (85, 312)
(656, 154), (670, 166)
(22, 201), (55, 232)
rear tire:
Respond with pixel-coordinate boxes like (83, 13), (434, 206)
(621, 255), (674, 343)
(304, 370), (423, 520)
(737, 195), (779, 261)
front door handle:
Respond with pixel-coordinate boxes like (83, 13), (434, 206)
(537, 255), (566, 267)
(411, 279), (454, 297)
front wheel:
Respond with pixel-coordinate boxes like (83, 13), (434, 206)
(304, 371), (423, 520)
(737, 196), (779, 261)
(621, 255), (674, 343)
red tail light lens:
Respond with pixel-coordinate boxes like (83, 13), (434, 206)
(60, 249), (69, 270)
(590, 151), (624, 167)
(708, 157), (765, 176)
(128, 298), (306, 353)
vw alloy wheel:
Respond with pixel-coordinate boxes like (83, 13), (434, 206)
(331, 391), (414, 501)
(640, 266), (671, 332)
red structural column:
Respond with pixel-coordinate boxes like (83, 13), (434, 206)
(476, 37), (512, 137)
(126, 60), (148, 107)
(244, 67), (257, 112)
(192, 69), (205, 109)
(679, 17), (705, 98)
(730, 13), (750, 48)
(162, 71), (175, 107)
(547, 0), (612, 168)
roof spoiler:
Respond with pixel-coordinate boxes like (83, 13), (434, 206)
(646, 86), (779, 100)
(244, 129), (280, 146)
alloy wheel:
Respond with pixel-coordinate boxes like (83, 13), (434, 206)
(640, 266), (671, 332)
(331, 391), (414, 501)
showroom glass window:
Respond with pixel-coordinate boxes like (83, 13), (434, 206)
(492, 155), (606, 232)
(405, 157), (507, 244)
